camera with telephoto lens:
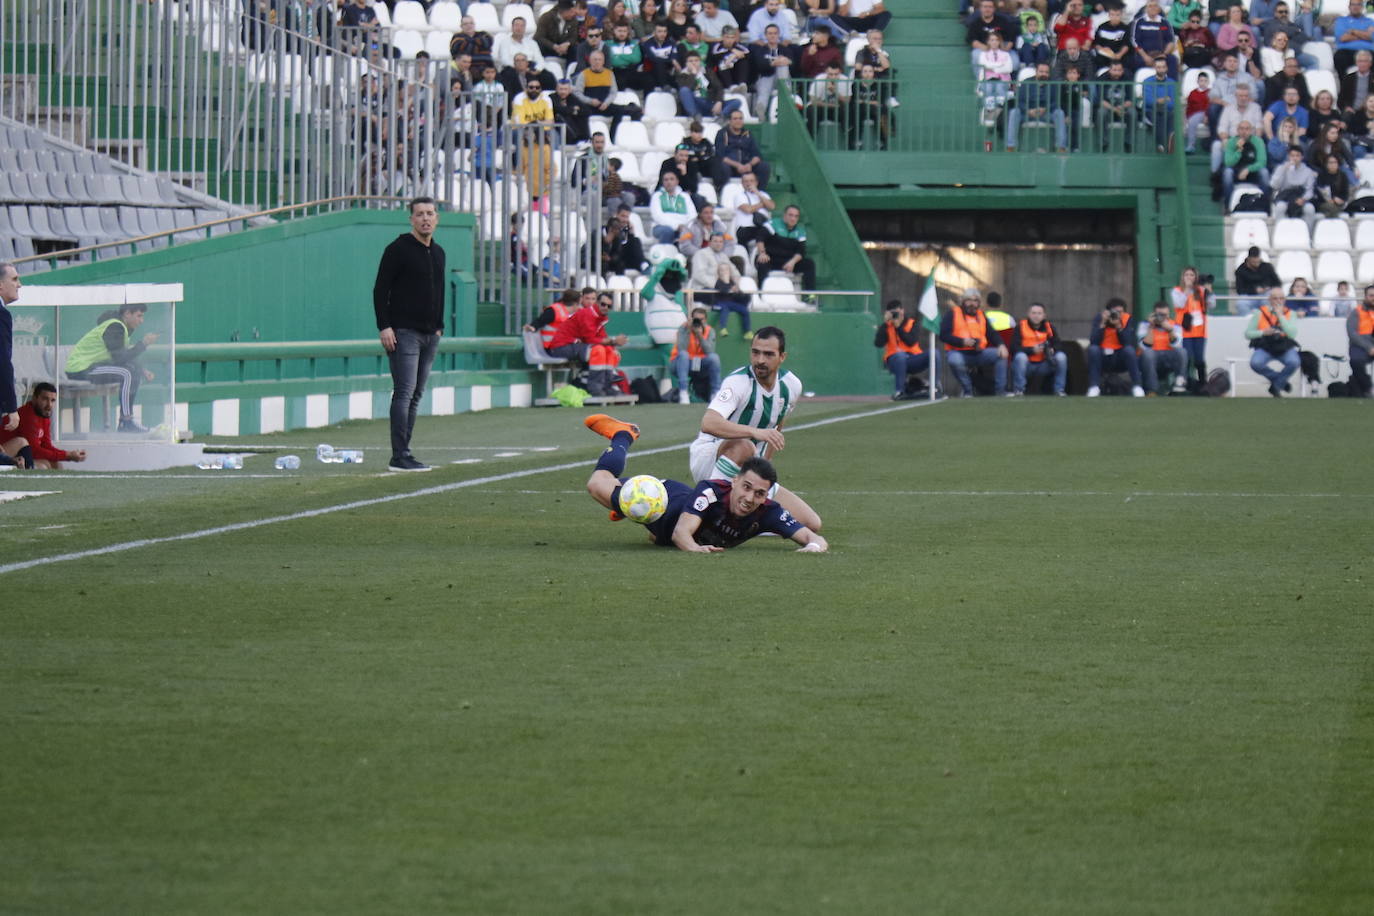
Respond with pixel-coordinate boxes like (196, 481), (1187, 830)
(886, 307), (901, 321)
(1199, 273), (1214, 287)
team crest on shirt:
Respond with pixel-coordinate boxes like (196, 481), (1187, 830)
(714, 388), (734, 404)
(693, 495), (710, 511)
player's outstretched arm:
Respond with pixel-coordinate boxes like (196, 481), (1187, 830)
(671, 512), (724, 552)
(792, 528), (828, 553)
(700, 409), (785, 453)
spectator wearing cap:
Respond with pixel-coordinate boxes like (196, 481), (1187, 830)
(939, 288), (1009, 397)
(552, 78), (593, 143)
(676, 50), (740, 120)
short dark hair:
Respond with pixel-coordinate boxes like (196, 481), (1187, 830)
(581, 286), (597, 296)
(32, 381), (56, 396)
(738, 456), (778, 486)
(409, 196), (436, 213)
(1105, 296), (1128, 311)
(752, 325), (786, 353)
(561, 288), (580, 304)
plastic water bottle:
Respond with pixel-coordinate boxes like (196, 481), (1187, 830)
(316, 443), (341, 463)
(221, 455), (243, 469)
(274, 455), (301, 470)
(196, 457), (224, 470)
(338, 449), (364, 464)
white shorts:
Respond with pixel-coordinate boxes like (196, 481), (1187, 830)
(689, 437), (776, 497)
(689, 436), (726, 482)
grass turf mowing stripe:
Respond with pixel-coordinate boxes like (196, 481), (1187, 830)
(0, 399), (939, 576)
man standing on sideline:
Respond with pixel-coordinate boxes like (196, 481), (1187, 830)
(374, 198), (444, 472)
(0, 383), (87, 469)
(1347, 285), (1374, 396)
(1, 263), (20, 466)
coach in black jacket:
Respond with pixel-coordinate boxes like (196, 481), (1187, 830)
(373, 197), (445, 472)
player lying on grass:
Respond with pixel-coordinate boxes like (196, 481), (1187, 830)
(584, 413), (828, 553)
(688, 325), (822, 533)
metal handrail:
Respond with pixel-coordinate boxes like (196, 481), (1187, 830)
(9, 194), (414, 269)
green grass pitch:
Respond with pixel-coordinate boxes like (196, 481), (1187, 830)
(1, 397), (1371, 914)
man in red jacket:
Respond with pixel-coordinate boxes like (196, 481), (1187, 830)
(0, 382), (87, 469)
(546, 292), (628, 395)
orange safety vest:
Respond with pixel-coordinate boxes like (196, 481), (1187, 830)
(883, 318), (923, 359)
(1174, 286), (1207, 339)
(946, 308), (990, 351)
(539, 302), (574, 347)
(1099, 318), (1126, 350)
(1146, 319), (1174, 352)
(1017, 318), (1054, 362)
(670, 324), (713, 360)
(1257, 304), (1292, 332)
(1357, 305), (1374, 335)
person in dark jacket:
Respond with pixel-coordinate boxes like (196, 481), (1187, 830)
(713, 108), (770, 190)
(374, 197), (445, 472)
(874, 300), (930, 400)
(1086, 297), (1145, 396)
(1233, 244), (1282, 315)
(0, 262), (21, 459)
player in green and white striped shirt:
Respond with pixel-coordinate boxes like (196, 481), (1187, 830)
(687, 326), (822, 533)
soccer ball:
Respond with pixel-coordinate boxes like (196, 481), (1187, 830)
(618, 475), (668, 524)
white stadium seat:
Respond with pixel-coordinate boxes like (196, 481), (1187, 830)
(467, 2), (500, 32)
(1271, 217), (1312, 251)
(1355, 219), (1374, 250)
(613, 120), (654, 152)
(392, 1), (429, 30)
(1358, 250), (1374, 282)
(845, 37), (866, 68)
(643, 92), (680, 125)
(1311, 218), (1352, 251)
(1356, 157), (1374, 187)
(615, 153), (644, 183)
(1316, 250), (1355, 283)
(757, 275), (803, 311)
(392, 29), (425, 59)
(1274, 250), (1314, 285)
(424, 30), (454, 58)
(1181, 67), (1214, 97)
(502, 3), (536, 31)
(429, 1), (462, 31)
(639, 150), (663, 182)
(1303, 70), (1338, 102)
(653, 121), (686, 150)
(1302, 40), (1334, 73)
(1230, 217), (1270, 251)
(372, 1), (393, 28)
(1228, 184), (1263, 214)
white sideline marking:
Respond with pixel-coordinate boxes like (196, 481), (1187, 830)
(0, 491), (59, 504)
(0, 400), (939, 576)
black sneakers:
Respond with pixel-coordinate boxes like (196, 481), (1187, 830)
(388, 455), (432, 472)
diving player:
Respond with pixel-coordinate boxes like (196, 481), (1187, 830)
(687, 325), (821, 532)
(584, 413), (828, 553)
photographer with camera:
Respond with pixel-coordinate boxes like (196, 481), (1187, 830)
(875, 299), (930, 400)
(1009, 302), (1067, 396)
(1137, 301), (1186, 395)
(1087, 297), (1146, 397)
(1347, 286), (1374, 396)
(1245, 288), (1301, 397)
(939, 288), (1009, 397)
(670, 306), (722, 405)
(1171, 266), (1215, 393)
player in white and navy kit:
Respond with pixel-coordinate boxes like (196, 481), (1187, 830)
(582, 413), (828, 552)
(686, 326), (821, 533)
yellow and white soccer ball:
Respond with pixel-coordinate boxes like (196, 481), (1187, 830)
(618, 474), (668, 524)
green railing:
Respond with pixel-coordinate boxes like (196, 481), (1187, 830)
(770, 86), (880, 309)
(785, 76), (1182, 156)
